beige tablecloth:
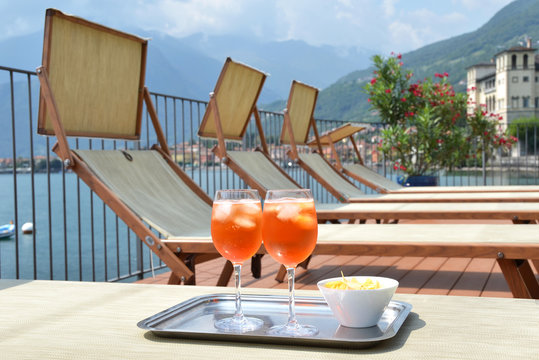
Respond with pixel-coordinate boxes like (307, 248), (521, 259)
(0, 280), (537, 359)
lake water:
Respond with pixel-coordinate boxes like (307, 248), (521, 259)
(1, 168), (538, 282)
(0, 168), (242, 282)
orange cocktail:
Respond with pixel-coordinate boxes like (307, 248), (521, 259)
(210, 189), (263, 333)
(211, 199), (262, 264)
(262, 198), (317, 268)
(262, 189), (318, 337)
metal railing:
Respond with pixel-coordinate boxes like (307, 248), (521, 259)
(1, 65), (538, 283)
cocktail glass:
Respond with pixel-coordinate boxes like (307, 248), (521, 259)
(211, 189), (264, 333)
(262, 189), (318, 337)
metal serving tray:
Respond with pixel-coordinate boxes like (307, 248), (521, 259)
(138, 294), (412, 349)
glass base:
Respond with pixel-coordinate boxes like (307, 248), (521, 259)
(267, 323), (319, 337)
(214, 315), (264, 333)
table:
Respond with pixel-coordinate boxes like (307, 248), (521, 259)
(0, 280), (537, 359)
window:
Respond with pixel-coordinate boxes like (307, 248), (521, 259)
(511, 54), (517, 69)
(535, 97), (539, 108)
(523, 76), (529, 82)
(511, 97), (519, 108)
(524, 54), (528, 69)
(512, 76), (518, 83)
(536, 76), (538, 82)
(523, 97), (530, 108)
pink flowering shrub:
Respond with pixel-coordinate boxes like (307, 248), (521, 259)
(364, 53), (516, 177)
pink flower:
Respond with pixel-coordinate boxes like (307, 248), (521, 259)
(443, 72), (449, 77)
(385, 89), (391, 93)
(401, 97), (406, 102)
(367, 98), (371, 102)
(397, 53), (402, 59)
(399, 165), (407, 171)
(370, 78), (377, 85)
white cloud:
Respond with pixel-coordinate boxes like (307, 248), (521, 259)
(382, 0), (398, 17)
(0, 0), (516, 53)
(388, 22), (425, 51)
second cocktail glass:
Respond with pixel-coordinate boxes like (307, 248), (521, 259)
(211, 189), (263, 333)
(262, 189), (319, 337)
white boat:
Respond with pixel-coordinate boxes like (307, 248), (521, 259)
(0, 221), (15, 239)
(21, 222), (33, 234)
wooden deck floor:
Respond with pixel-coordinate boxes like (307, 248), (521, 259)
(137, 220), (538, 298)
(137, 254), (523, 298)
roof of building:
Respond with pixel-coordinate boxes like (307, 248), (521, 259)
(475, 72), (496, 83)
(495, 45), (536, 56)
(466, 62), (495, 70)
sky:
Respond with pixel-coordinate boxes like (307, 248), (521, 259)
(0, 0), (515, 54)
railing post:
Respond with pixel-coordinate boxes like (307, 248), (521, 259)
(481, 140), (487, 185)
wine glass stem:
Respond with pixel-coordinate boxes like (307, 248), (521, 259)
(233, 263), (245, 322)
(286, 267), (298, 328)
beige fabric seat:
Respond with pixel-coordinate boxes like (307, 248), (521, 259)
(36, 9), (230, 286)
(75, 150), (212, 238)
(344, 163), (404, 192)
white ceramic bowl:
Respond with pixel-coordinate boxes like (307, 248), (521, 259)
(317, 276), (399, 328)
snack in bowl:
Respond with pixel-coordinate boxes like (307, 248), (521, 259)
(317, 275), (399, 328)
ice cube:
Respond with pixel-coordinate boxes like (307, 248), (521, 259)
(234, 216), (256, 229)
(213, 202), (233, 222)
(276, 203), (301, 222)
(241, 201), (261, 215)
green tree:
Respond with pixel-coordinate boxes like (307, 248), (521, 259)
(507, 116), (539, 154)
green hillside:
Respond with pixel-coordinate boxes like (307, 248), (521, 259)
(316, 0), (539, 122)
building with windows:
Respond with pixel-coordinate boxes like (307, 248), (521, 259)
(467, 38), (539, 127)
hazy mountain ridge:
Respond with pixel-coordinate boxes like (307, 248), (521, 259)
(0, 26), (372, 157)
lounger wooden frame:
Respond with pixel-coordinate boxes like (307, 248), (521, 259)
(197, 58), (305, 198)
(283, 82), (539, 202)
(163, 223), (539, 299)
(281, 81), (363, 203)
(36, 8), (229, 286)
(315, 123), (539, 194)
(195, 59), (539, 288)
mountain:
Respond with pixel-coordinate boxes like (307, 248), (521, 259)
(316, 0), (539, 122)
(180, 33), (373, 103)
(0, 28), (373, 103)
(0, 26), (372, 157)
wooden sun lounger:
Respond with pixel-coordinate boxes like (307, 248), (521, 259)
(36, 9), (231, 286)
(194, 59), (539, 292)
(283, 82), (539, 202)
(313, 122), (539, 194)
(163, 223), (539, 299)
(315, 202), (539, 223)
